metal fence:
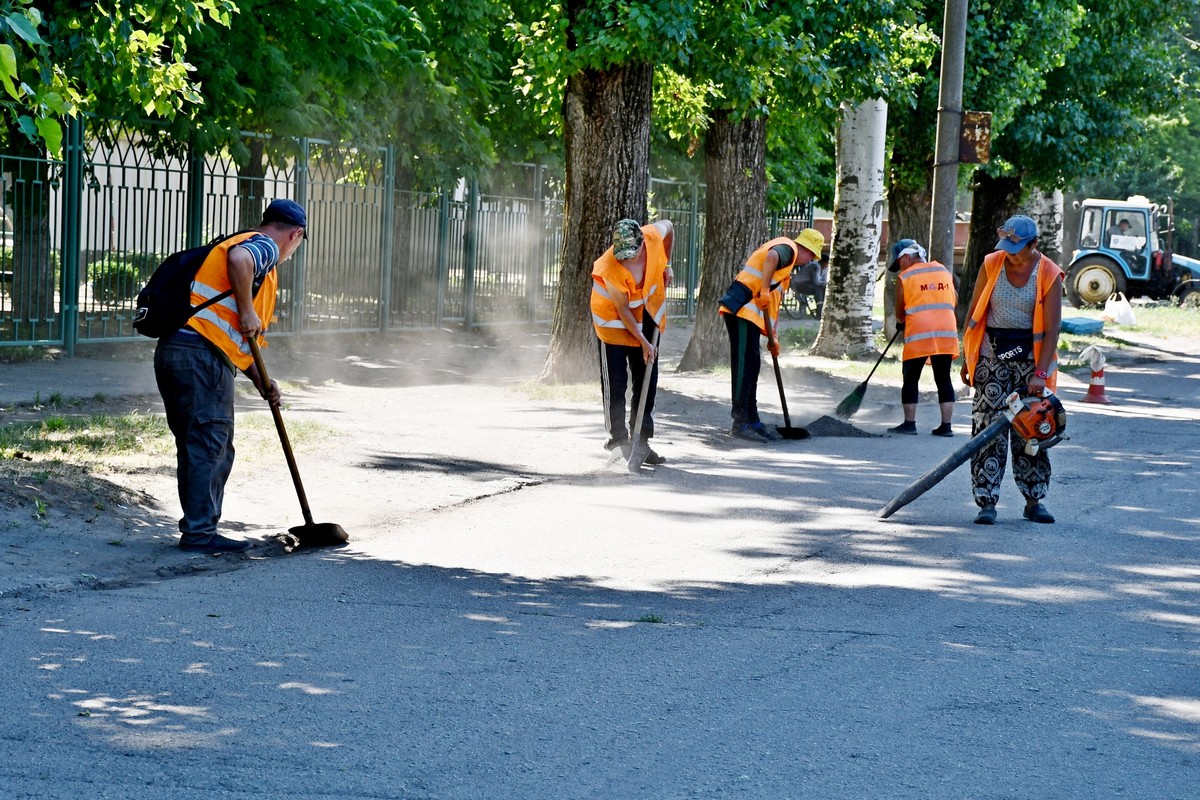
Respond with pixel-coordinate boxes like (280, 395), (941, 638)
(0, 121), (813, 352)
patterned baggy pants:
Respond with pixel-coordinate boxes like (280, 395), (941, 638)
(970, 357), (1051, 508)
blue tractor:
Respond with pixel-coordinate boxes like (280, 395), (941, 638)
(1067, 196), (1200, 308)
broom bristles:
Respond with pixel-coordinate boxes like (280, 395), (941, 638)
(834, 382), (867, 418)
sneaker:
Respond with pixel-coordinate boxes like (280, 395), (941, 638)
(730, 423), (771, 443)
(931, 424), (954, 437)
(642, 447), (667, 466)
(974, 504), (997, 525)
(179, 534), (252, 554)
(1023, 500), (1055, 524)
(749, 422), (781, 441)
(888, 421), (918, 435)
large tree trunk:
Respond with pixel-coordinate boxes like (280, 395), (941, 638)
(813, 100), (888, 358)
(958, 169), (1023, 325)
(883, 177), (933, 335)
(677, 111), (767, 372)
(539, 61), (654, 383)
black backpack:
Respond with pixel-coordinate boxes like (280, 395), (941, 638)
(132, 230), (254, 339)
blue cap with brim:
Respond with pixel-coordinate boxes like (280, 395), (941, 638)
(262, 198), (308, 239)
(995, 214), (1037, 254)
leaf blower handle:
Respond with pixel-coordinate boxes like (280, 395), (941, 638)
(247, 337), (315, 526)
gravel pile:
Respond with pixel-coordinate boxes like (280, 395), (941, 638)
(802, 415), (879, 438)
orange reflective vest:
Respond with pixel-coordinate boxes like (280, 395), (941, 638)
(963, 251), (1064, 390)
(590, 224), (669, 347)
(718, 237), (798, 334)
(186, 232), (279, 371)
(896, 260), (960, 360)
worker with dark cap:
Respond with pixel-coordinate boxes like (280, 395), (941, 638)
(154, 198), (308, 553)
(887, 238), (960, 436)
(719, 228), (824, 442)
(590, 217), (675, 466)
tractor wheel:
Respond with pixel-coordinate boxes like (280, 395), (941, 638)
(1178, 285), (1200, 309)
(1066, 257), (1126, 308)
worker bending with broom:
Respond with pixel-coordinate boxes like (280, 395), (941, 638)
(961, 215), (1063, 525)
(887, 238), (960, 437)
(155, 200), (306, 553)
(591, 218), (674, 467)
(719, 228), (824, 442)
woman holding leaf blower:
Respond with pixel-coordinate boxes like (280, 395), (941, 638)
(961, 214), (1063, 526)
(719, 228), (824, 443)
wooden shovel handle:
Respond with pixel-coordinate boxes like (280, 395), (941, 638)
(247, 337), (315, 526)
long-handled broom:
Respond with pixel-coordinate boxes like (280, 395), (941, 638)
(833, 329), (901, 419)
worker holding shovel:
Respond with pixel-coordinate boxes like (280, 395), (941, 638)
(719, 228), (824, 442)
(591, 218), (674, 467)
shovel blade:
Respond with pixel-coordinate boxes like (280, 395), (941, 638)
(287, 521), (349, 549)
(775, 426), (810, 440)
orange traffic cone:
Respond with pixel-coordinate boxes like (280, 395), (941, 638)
(1081, 367), (1112, 404)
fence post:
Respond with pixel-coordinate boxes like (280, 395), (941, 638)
(687, 177), (699, 319)
(463, 178), (479, 328)
(290, 138), (310, 334)
(60, 116), (83, 355)
(186, 148), (205, 248)
(435, 190), (449, 328)
(528, 163), (543, 322)
(379, 145), (395, 332)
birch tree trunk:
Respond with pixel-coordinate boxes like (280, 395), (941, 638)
(539, 62), (654, 384)
(812, 99), (888, 358)
(1028, 188), (1064, 266)
(677, 111), (767, 372)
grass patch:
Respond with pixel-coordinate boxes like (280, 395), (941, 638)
(0, 411), (172, 458)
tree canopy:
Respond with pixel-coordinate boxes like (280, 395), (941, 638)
(0, 0), (235, 153)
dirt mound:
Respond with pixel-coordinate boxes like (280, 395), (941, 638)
(802, 415), (879, 438)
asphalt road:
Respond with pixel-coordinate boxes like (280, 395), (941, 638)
(1, 328), (1198, 799)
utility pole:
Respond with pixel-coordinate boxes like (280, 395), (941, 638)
(929, 0), (968, 269)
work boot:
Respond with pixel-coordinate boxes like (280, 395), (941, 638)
(730, 423), (771, 443)
(888, 421), (918, 435)
(179, 533), (252, 554)
(931, 423), (954, 437)
(641, 445), (667, 466)
(974, 504), (997, 525)
(1023, 500), (1055, 524)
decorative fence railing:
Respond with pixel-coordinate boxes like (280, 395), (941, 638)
(0, 121), (813, 352)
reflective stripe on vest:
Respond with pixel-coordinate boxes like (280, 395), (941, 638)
(898, 260), (959, 360)
(728, 237), (797, 334)
(187, 232), (278, 371)
(590, 224), (669, 347)
(962, 251), (1063, 389)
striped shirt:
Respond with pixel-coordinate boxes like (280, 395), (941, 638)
(233, 233), (281, 292)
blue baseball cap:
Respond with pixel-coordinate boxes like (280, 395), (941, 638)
(262, 198), (308, 239)
(995, 215), (1038, 254)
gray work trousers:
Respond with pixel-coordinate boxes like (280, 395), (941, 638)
(154, 332), (237, 540)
